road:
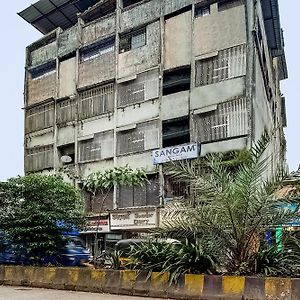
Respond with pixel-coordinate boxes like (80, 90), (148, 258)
(0, 286), (165, 300)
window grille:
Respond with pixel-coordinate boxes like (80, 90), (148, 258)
(195, 44), (246, 86)
(57, 98), (76, 124)
(195, 6), (210, 18)
(117, 175), (160, 208)
(79, 83), (114, 120)
(25, 102), (54, 133)
(85, 190), (114, 213)
(218, 0), (245, 12)
(117, 121), (159, 155)
(25, 145), (54, 172)
(80, 37), (115, 62)
(119, 28), (146, 53)
(78, 131), (113, 163)
(30, 61), (56, 80)
(164, 175), (188, 199)
(196, 98), (248, 143)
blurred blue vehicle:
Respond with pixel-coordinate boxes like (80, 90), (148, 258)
(0, 230), (90, 266)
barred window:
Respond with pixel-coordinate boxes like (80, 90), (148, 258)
(117, 174), (160, 208)
(218, 0), (245, 11)
(79, 83), (114, 120)
(85, 190), (114, 214)
(79, 131), (113, 163)
(195, 44), (246, 87)
(117, 121), (159, 155)
(80, 37), (115, 62)
(119, 27), (146, 53)
(164, 175), (188, 200)
(25, 145), (54, 172)
(57, 98), (76, 124)
(195, 5), (210, 17)
(118, 69), (158, 107)
(196, 98), (248, 143)
(25, 102), (54, 133)
(29, 61), (56, 80)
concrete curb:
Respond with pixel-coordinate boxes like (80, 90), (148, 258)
(0, 266), (297, 299)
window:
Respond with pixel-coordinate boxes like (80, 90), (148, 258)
(164, 175), (188, 200)
(117, 121), (159, 155)
(163, 67), (191, 95)
(195, 6), (210, 18)
(218, 0), (245, 11)
(195, 44), (246, 86)
(25, 102), (54, 133)
(25, 145), (54, 172)
(196, 98), (248, 143)
(80, 37), (115, 62)
(58, 143), (75, 165)
(117, 174), (160, 208)
(162, 117), (190, 147)
(79, 131), (113, 163)
(57, 98), (76, 125)
(122, 0), (143, 9)
(85, 190), (114, 214)
(79, 83), (114, 120)
(29, 61), (56, 80)
(119, 27), (146, 53)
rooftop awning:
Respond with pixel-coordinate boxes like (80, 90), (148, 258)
(18, 0), (99, 35)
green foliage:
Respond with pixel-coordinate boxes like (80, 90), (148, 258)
(0, 174), (85, 264)
(128, 239), (221, 283)
(160, 131), (300, 274)
(83, 165), (148, 195)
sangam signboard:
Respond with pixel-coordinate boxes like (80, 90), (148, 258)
(110, 208), (159, 230)
(152, 143), (200, 165)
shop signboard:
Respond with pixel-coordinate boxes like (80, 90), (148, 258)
(110, 208), (159, 230)
(152, 143), (200, 165)
(80, 218), (110, 233)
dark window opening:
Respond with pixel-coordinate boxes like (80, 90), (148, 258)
(163, 67), (191, 96)
(218, 0), (244, 12)
(58, 143), (75, 165)
(119, 27), (146, 53)
(164, 5), (192, 20)
(80, 37), (115, 62)
(122, 0), (143, 8)
(164, 175), (188, 200)
(162, 117), (190, 147)
(30, 61), (56, 79)
(195, 5), (210, 18)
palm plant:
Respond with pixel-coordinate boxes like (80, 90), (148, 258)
(160, 132), (300, 274)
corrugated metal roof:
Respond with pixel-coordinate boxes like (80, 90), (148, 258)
(18, 0), (100, 35)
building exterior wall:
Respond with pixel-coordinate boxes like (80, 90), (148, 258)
(22, 0), (287, 238)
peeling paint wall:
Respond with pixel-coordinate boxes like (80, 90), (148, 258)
(164, 10), (192, 69)
(82, 14), (116, 45)
(58, 27), (79, 57)
(194, 3), (247, 56)
(25, 132), (54, 148)
(120, 0), (161, 31)
(27, 73), (57, 106)
(78, 52), (115, 88)
(78, 117), (114, 138)
(58, 57), (77, 98)
(57, 126), (76, 146)
(30, 42), (57, 67)
(118, 21), (160, 78)
(163, 0), (193, 15)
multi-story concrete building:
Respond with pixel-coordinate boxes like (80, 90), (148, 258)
(19, 0), (288, 254)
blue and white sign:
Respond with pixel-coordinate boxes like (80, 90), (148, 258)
(152, 143), (200, 165)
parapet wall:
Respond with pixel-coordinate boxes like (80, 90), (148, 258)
(0, 266), (299, 299)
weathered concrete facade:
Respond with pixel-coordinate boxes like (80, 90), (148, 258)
(22, 0), (288, 247)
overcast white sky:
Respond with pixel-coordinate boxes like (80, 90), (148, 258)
(0, 1), (298, 180)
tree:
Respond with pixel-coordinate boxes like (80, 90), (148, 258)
(159, 132), (300, 274)
(0, 174), (85, 264)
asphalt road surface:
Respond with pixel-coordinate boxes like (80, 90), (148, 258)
(0, 286), (165, 300)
